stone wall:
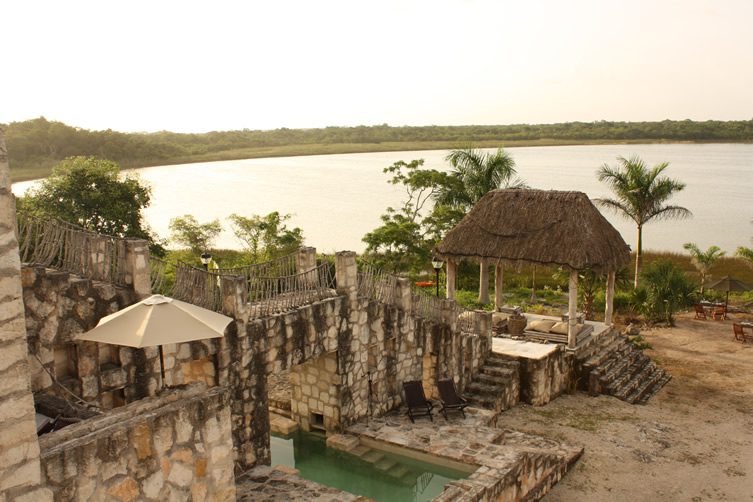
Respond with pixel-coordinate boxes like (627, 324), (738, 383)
(498, 346), (576, 406)
(290, 352), (340, 431)
(38, 384), (235, 501)
(0, 132), (51, 500)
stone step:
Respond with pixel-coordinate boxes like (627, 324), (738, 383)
(601, 350), (643, 385)
(611, 363), (655, 401)
(481, 364), (518, 379)
(636, 374), (672, 405)
(361, 450), (385, 464)
(474, 372), (512, 387)
(465, 381), (505, 398)
(387, 465), (411, 479)
(625, 365), (664, 404)
(351, 445), (371, 457)
(375, 457), (398, 472)
(583, 337), (627, 370)
(605, 358), (650, 395)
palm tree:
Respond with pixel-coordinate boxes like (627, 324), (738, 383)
(683, 243), (725, 296)
(596, 155), (691, 288)
(436, 147), (526, 303)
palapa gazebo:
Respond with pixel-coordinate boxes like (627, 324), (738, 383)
(435, 189), (630, 349)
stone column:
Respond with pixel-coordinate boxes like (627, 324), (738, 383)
(296, 246), (317, 273)
(335, 251), (357, 300)
(567, 270), (578, 350)
(220, 275), (248, 320)
(604, 270), (616, 326)
(0, 132), (51, 499)
(89, 234), (109, 280)
(478, 261), (490, 304)
(445, 260), (457, 301)
(125, 238), (151, 299)
(494, 263), (504, 310)
(393, 277), (412, 312)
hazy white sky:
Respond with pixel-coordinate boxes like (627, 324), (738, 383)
(4, 0), (752, 133)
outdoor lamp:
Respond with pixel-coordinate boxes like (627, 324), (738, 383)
(431, 258), (444, 297)
(200, 252), (212, 271)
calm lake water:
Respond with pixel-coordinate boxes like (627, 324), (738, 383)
(12, 143), (753, 254)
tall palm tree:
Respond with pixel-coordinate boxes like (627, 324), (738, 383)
(596, 156), (691, 288)
(436, 147), (526, 303)
(683, 242), (725, 296)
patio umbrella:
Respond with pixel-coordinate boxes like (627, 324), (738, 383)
(703, 276), (752, 310)
(77, 294), (232, 388)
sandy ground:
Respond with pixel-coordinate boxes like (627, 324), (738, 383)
(502, 311), (753, 502)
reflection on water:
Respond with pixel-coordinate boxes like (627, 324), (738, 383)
(271, 431), (469, 502)
(12, 143), (753, 254)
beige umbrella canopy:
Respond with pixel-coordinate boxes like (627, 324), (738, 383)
(77, 294), (232, 386)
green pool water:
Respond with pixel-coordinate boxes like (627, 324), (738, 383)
(271, 431), (470, 502)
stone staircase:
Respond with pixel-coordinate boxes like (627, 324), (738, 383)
(463, 353), (520, 412)
(580, 331), (671, 404)
(349, 444), (421, 486)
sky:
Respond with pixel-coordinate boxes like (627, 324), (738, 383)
(4, 0), (753, 133)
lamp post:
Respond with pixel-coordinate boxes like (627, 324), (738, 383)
(200, 252), (212, 271)
(431, 258), (444, 298)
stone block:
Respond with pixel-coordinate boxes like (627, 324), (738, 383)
(131, 422), (152, 460)
(12, 487), (53, 502)
(142, 470), (164, 498)
(0, 460), (42, 493)
(167, 461), (193, 487)
(107, 476), (139, 502)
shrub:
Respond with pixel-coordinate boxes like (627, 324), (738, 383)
(630, 260), (696, 325)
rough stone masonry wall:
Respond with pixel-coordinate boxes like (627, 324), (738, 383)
(289, 351), (340, 431)
(37, 384), (235, 501)
(0, 132), (51, 500)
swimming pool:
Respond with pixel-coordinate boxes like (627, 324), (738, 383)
(271, 431), (471, 501)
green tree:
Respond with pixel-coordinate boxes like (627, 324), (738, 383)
(596, 155), (691, 288)
(631, 260), (695, 325)
(362, 160), (461, 273)
(228, 212), (304, 263)
(682, 242), (725, 295)
(436, 147), (526, 303)
(737, 221), (753, 266)
(168, 215), (222, 255)
(21, 155), (164, 254)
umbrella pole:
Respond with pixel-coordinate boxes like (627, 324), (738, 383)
(159, 345), (166, 389)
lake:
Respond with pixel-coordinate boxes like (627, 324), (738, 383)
(11, 143), (753, 255)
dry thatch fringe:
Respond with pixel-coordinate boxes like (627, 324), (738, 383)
(17, 212), (129, 285)
(435, 189), (630, 272)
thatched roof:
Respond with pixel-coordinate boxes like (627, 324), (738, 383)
(435, 189), (630, 271)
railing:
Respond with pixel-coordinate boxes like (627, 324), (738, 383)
(455, 305), (479, 334)
(172, 261), (225, 311)
(149, 256), (172, 296)
(16, 212), (128, 285)
(214, 251), (298, 286)
(357, 262), (398, 304)
(411, 287), (444, 323)
(248, 262), (337, 318)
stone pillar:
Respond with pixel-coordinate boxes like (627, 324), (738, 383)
(393, 277), (412, 312)
(475, 310), (492, 340)
(89, 234), (109, 280)
(441, 300), (457, 332)
(445, 260), (457, 301)
(494, 263), (504, 310)
(335, 251), (357, 300)
(604, 270), (616, 326)
(478, 261), (490, 304)
(125, 238), (151, 299)
(220, 275), (248, 320)
(0, 132), (51, 499)
(567, 270), (578, 350)
(296, 246), (317, 273)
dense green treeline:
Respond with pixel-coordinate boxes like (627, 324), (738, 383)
(4, 116), (753, 181)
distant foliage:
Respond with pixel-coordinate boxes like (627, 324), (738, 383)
(5, 116), (753, 178)
(20, 156), (164, 255)
(228, 212), (303, 263)
(168, 215), (222, 255)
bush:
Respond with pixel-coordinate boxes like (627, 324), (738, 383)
(630, 260), (696, 325)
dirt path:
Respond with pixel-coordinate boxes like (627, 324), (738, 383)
(502, 312), (753, 501)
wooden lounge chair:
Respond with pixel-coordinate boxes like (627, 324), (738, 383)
(437, 378), (469, 420)
(402, 380), (434, 423)
(712, 305), (727, 321)
(694, 304), (707, 320)
(733, 323), (745, 342)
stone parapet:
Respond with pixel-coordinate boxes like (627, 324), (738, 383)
(38, 384), (235, 501)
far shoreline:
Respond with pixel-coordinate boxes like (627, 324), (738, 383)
(9, 138), (750, 183)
